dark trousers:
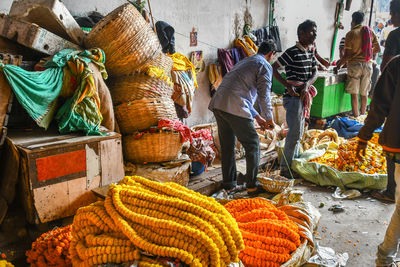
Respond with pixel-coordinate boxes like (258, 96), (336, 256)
(386, 156), (396, 198)
(213, 109), (260, 189)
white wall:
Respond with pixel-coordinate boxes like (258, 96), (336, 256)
(275, 0), (368, 61)
(0, 0), (372, 126)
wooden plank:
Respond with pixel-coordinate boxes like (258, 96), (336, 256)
(0, 14), (81, 55)
(9, 0), (85, 45)
(100, 138), (124, 186)
(92, 185), (109, 199)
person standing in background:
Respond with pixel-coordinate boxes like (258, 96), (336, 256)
(337, 11), (380, 117)
(272, 20), (319, 178)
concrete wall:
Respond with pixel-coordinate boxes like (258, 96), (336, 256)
(0, 0), (372, 126)
(275, 0), (369, 61)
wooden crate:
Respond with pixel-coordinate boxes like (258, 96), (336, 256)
(6, 129), (124, 224)
(0, 14), (81, 55)
(9, 0), (85, 45)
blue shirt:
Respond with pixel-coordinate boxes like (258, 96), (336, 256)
(208, 54), (273, 120)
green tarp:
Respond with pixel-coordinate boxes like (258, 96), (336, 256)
(289, 142), (387, 190)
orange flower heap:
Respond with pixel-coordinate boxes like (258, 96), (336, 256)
(225, 198), (300, 267)
(26, 225), (72, 267)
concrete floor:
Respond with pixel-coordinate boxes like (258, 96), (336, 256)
(297, 181), (396, 267)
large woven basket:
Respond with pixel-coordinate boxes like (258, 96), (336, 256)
(125, 161), (190, 186)
(110, 73), (174, 105)
(115, 97), (178, 134)
(138, 52), (174, 74)
(84, 3), (161, 76)
(123, 131), (183, 163)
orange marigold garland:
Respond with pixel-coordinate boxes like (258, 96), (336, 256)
(225, 198), (301, 266)
(25, 225), (72, 267)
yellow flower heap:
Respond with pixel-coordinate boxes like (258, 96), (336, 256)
(70, 176), (244, 266)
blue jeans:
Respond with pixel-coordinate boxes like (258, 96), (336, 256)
(280, 96), (304, 175)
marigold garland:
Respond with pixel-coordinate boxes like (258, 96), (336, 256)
(225, 198), (301, 267)
(26, 225), (72, 267)
(70, 176), (243, 266)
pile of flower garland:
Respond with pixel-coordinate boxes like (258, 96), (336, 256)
(26, 225), (72, 267)
(224, 198), (301, 267)
(70, 176), (244, 266)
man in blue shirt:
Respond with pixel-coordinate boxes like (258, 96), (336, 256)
(208, 40), (277, 195)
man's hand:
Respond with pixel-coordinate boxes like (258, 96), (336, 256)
(286, 84), (299, 97)
(265, 119), (275, 130)
(255, 115), (267, 130)
(255, 116), (275, 130)
(356, 140), (368, 160)
(300, 88), (309, 102)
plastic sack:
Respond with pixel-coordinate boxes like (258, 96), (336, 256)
(292, 143), (387, 190)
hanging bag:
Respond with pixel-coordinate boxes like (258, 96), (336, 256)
(268, 19), (282, 52)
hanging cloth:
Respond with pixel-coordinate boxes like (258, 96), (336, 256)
(234, 36), (258, 57)
(169, 53), (198, 88)
(208, 63), (223, 96)
(362, 26), (373, 62)
(217, 48), (234, 76)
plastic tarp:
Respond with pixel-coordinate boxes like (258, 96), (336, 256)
(291, 142), (387, 190)
(328, 117), (383, 139)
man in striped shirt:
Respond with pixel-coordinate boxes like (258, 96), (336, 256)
(272, 20), (318, 178)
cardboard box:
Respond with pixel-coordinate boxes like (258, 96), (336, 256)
(0, 14), (81, 55)
(6, 129), (124, 223)
(9, 0), (85, 45)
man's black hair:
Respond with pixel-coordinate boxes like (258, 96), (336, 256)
(391, 0), (400, 14)
(257, 40), (277, 55)
(352, 11), (365, 25)
(297, 20), (317, 39)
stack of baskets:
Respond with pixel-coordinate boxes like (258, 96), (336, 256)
(84, 3), (182, 164)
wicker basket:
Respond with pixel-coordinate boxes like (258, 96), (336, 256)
(123, 131), (183, 163)
(84, 3), (161, 76)
(257, 175), (294, 193)
(110, 73), (174, 105)
(138, 52), (174, 74)
(125, 161), (190, 186)
(115, 97), (178, 134)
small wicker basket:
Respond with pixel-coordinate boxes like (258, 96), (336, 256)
(110, 73), (174, 105)
(257, 175), (294, 193)
(114, 97), (178, 134)
(84, 3), (161, 76)
(123, 131), (183, 163)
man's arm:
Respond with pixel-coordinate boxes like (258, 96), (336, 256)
(315, 52), (330, 68)
(255, 64), (274, 130)
(272, 62), (297, 96)
(372, 32), (381, 55)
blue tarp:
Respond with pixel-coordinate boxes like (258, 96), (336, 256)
(328, 117), (383, 139)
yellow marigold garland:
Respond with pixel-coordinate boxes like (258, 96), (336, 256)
(70, 176), (243, 266)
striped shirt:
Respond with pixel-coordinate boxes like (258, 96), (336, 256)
(277, 42), (317, 87)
